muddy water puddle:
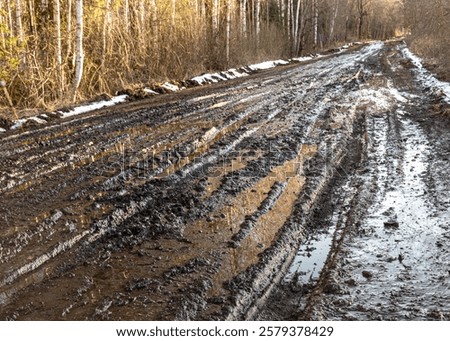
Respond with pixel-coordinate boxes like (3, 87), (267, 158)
(284, 228), (335, 285)
(323, 115), (450, 320)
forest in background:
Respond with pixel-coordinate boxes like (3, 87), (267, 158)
(0, 0), (447, 111)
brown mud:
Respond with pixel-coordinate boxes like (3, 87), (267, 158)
(0, 41), (448, 321)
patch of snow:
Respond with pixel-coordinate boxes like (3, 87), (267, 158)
(226, 68), (248, 78)
(10, 119), (27, 130)
(191, 69), (249, 86)
(191, 73), (220, 85)
(291, 56), (314, 63)
(29, 117), (47, 124)
(402, 47), (450, 104)
(355, 82), (411, 112)
(213, 73), (227, 81)
(60, 95), (128, 118)
(386, 81), (408, 103)
(247, 59), (289, 71)
(143, 88), (158, 95)
(161, 82), (180, 92)
(0, 128), (6, 133)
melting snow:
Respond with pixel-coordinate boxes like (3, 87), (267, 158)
(191, 68), (249, 85)
(247, 59), (289, 71)
(161, 82), (180, 92)
(10, 119), (28, 130)
(191, 73), (223, 85)
(3, 94), (128, 132)
(60, 95), (128, 118)
(226, 68), (248, 78)
(355, 81), (412, 112)
(403, 47), (450, 104)
(28, 117), (47, 124)
(291, 56), (314, 63)
(143, 88), (158, 95)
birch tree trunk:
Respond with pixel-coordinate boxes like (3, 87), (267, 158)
(72, 0), (84, 101)
(294, 0), (306, 55)
(294, 0), (301, 53)
(255, 0), (261, 45)
(240, 0), (247, 37)
(280, 0), (286, 29)
(15, 0), (24, 43)
(27, 0), (37, 37)
(212, 0), (219, 37)
(226, 0), (232, 65)
(313, 0), (318, 47)
(6, 0), (14, 37)
(329, 0), (339, 44)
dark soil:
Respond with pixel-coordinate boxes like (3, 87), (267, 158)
(0, 41), (448, 321)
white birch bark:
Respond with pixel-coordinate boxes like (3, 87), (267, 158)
(212, 0), (219, 36)
(27, 0), (37, 37)
(255, 0), (261, 44)
(239, 0), (247, 37)
(240, 0), (247, 37)
(226, 0), (232, 65)
(328, 0), (339, 44)
(6, 0), (14, 37)
(312, 0), (318, 47)
(15, 0), (23, 43)
(72, 0), (84, 101)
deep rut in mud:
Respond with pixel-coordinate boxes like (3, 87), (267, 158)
(1, 41), (449, 321)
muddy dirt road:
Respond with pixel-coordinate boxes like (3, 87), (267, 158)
(1, 41), (449, 321)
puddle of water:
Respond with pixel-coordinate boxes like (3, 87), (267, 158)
(284, 230), (335, 284)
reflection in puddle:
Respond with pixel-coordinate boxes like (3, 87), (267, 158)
(285, 230), (334, 284)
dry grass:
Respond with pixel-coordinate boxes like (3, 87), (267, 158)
(408, 35), (450, 83)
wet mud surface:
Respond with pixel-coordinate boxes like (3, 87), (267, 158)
(0, 41), (448, 321)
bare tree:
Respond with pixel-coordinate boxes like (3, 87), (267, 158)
(226, 0), (232, 66)
(72, 0), (84, 101)
(240, 0), (248, 37)
(14, 0), (24, 43)
(356, 0), (370, 39)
